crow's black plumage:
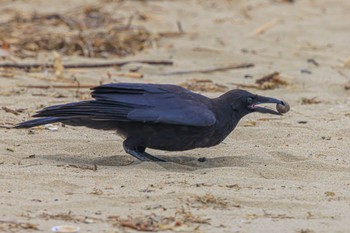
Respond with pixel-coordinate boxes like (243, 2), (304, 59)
(16, 83), (287, 162)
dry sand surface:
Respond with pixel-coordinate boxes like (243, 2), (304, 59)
(1, 0), (350, 232)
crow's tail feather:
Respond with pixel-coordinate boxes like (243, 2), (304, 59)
(15, 117), (68, 128)
(15, 100), (132, 129)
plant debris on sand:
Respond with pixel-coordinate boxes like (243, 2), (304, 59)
(0, 220), (39, 232)
(108, 208), (209, 232)
(0, 6), (154, 58)
(233, 72), (290, 90)
(255, 72), (289, 90)
(301, 97), (322, 105)
(180, 79), (228, 92)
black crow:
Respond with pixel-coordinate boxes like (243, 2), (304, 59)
(16, 83), (288, 162)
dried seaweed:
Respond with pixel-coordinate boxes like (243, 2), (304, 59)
(301, 97), (321, 105)
(39, 211), (101, 224)
(0, 7), (155, 58)
(39, 212), (77, 222)
(232, 72), (290, 90)
(108, 208), (209, 232)
(192, 194), (230, 208)
(0, 220), (39, 232)
(255, 72), (289, 90)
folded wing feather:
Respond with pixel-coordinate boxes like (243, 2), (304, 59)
(35, 83), (216, 127)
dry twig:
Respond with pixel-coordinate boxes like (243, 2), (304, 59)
(2, 107), (22, 115)
(250, 18), (281, 36)
(0, 60), (173, 70)
(160, 63), (254, 76)
(20, 84), (96, 89)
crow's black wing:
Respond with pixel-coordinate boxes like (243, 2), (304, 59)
(91, 83), (216, 127)
(34, 83), (216, 127)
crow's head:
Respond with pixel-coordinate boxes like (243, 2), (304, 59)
(221, 89), (288, 118)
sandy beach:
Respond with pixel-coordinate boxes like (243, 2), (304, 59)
(1, 0), (350, 232)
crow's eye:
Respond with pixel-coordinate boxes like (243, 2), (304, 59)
(246, 97), (253, 104)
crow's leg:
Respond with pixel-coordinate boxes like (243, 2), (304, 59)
(123, 139), (166, 162)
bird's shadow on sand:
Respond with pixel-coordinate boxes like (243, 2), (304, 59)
(42, 152), (350, 176)
(41, 153), (270, 172)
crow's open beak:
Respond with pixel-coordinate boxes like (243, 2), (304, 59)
(248, 96), (285, 115)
